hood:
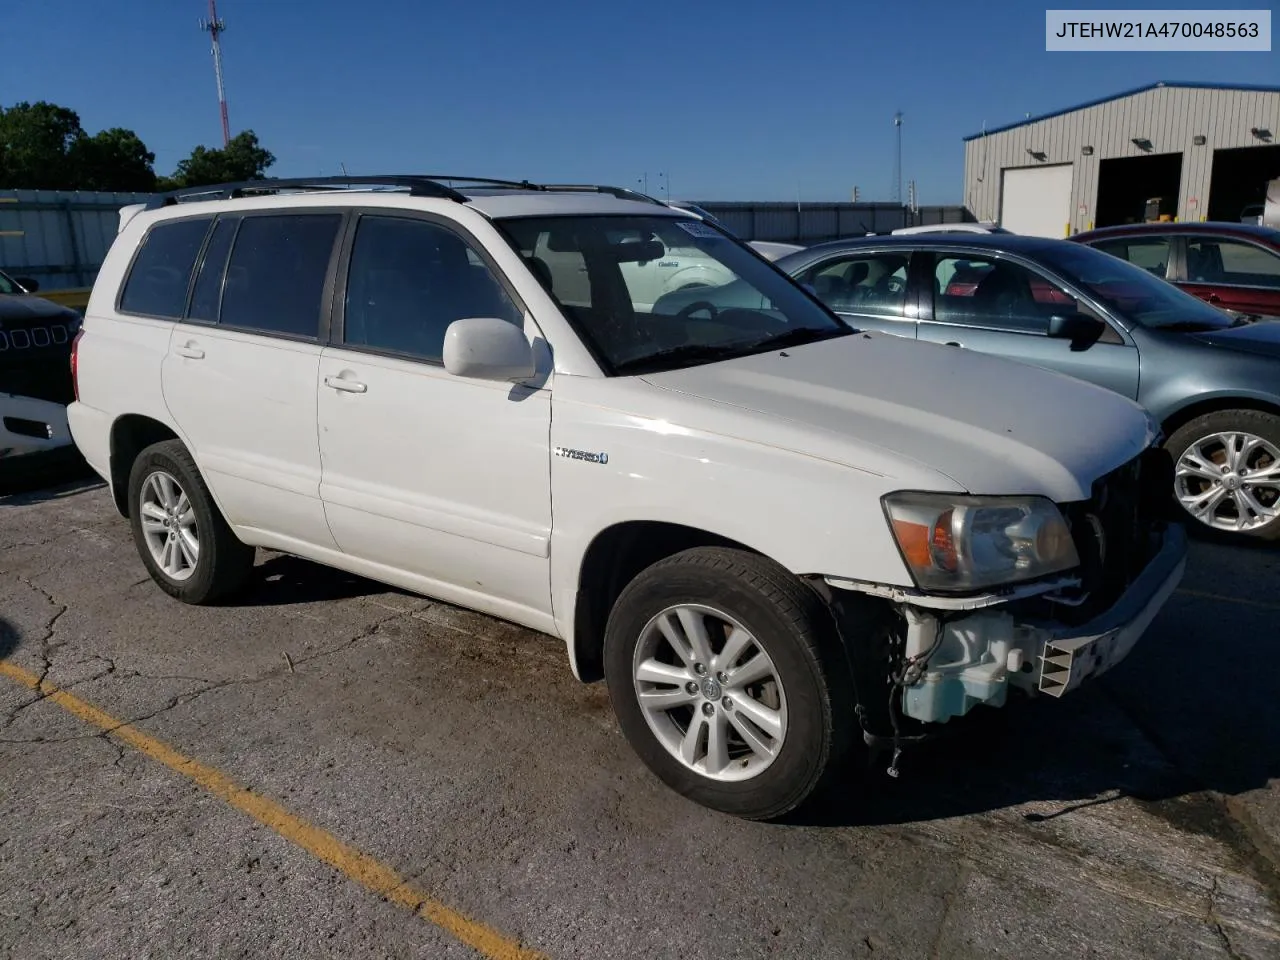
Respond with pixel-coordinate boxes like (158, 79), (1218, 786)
(1188, 317), (1280, 359)
(640, 332), (1155, 503)
(0, 294), (81, 325)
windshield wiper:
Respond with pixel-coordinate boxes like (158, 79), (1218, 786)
(1158, 320), (1230, 332)
(738, 326), (850, 352)
(612, 341), (759, 374)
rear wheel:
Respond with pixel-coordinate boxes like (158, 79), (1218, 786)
(127, 440), (256, 603)
(1165, 410), (1280, 540)
(603, 547), (853, 820)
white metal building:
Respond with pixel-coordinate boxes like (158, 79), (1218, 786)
(963, 82), (1280, 238)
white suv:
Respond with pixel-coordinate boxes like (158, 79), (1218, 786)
(68, 175), (1187, 820)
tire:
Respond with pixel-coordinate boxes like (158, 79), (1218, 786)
(1164, 409), (1280, 542)
(126, 439), (256, 603)
(603, 546), (854, 820)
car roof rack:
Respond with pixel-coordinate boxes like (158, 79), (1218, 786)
(533, 184), (670, 206)
(144, 175), (675, 210)
(143, 174), (550, 210)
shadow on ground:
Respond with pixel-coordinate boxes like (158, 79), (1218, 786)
(0, 616), (17, 662)
(226, 553), (392, 608)
(0, 468), (101, 505)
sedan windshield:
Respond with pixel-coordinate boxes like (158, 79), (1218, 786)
(494, 215), (850, 374)
(0, 270), (19, 296)
(1041, 243), (1239, 330)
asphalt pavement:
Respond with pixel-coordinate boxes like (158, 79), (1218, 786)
(1, 477), (1278, 959)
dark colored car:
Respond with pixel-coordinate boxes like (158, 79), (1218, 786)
(0, 268), (81, 405)
(1070, 221), (1280, 320)
(0, 268), (84, 485)
(653, 233), (1280, 541)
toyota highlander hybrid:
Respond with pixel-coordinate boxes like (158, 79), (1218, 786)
(66, 176), (1186, 819)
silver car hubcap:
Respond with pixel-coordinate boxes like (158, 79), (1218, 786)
(139, 470), (200, 581)
(1175, 431), (1280, 533)
(632, 604), (787, 782)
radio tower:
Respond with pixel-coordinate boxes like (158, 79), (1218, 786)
(892, 111), (903, 204)
(199, 0), (231, 147)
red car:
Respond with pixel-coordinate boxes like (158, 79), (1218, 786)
(1071, 221), (1280, 320)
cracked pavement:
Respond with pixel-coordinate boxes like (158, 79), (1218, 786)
(1, 478), (1279, 959)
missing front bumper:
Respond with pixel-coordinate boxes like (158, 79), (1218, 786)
(896, 522), (1187, 724)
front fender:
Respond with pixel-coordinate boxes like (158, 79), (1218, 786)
(546, 377), (927, 644)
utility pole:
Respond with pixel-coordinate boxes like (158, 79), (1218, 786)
(892, 111), (903, 204)
(199, 0), (231, 147)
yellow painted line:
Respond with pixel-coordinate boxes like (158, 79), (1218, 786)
(1175, 588), (1280, 612)
(0, 660), (546, 960)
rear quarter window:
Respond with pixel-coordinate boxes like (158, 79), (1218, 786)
(118, 217), (214, 318)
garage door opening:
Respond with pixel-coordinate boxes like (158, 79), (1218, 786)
(1208, 144), (1280, 221)
(999, 164), (1073, 237)
(1096, 152), (1183, 227)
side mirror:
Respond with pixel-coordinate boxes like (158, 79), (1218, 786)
(13, 276), (38, 293)
(1047, 312), (1105, 344)
(442, 316), (536, 381)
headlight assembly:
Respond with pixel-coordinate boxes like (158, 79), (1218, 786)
(883, 492), (1079, 592)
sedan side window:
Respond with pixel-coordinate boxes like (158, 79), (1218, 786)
(1092, 238), (1171, 278)
(343, 216), (523, 362)
(799, 253), (911, 317)
(933, 255), (1076, 333)
(1186, 238), (1280, 289)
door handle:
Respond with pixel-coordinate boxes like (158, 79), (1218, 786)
(944, 341), (963, 347)
(324, 375), (367, 394)
(174, 342), (204, 360)
(1205, 293), (1222, 304)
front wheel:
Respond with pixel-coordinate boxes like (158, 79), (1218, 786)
(603, 547), (854, 820)
(1165, 410), (1280, 540)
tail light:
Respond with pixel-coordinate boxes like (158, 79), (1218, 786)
(70, 328), (85, 401)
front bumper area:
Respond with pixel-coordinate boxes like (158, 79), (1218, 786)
(0, 393), (73, 460)
(899, 521), (1187, 724)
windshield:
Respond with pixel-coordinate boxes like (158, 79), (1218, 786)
(1041, 243), (1239, 330)
(494, 214), (851, 374)
(0, 270), (19, 296)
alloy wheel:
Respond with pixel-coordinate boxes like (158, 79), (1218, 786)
(632, 603), (788, 782)
(138, 469), (200, 581)
(1175, 430), (1280, 533)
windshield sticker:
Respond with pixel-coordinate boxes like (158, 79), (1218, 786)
(675, 220), (724, 239)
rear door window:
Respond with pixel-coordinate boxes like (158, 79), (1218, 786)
(219, 214), (343, 338)
(1092, 237), (1172, 278)
(118, 217), (213, 318)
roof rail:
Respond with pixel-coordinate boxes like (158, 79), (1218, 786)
(535, 184), (670, 206)
(142, 175), (676, 211)
(142, 174), (549, 210)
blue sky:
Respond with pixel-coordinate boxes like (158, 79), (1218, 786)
(2, 0), (1276, 203)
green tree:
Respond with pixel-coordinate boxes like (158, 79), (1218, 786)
(0, 100), (159, 191)
(69, 128), (157, 192)
(0, 101), (85, 189)
(166, 130), (276, 188)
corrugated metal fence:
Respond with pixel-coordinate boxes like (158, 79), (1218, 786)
(0, 189), (154, 292)
(696, 202), (974, 243)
